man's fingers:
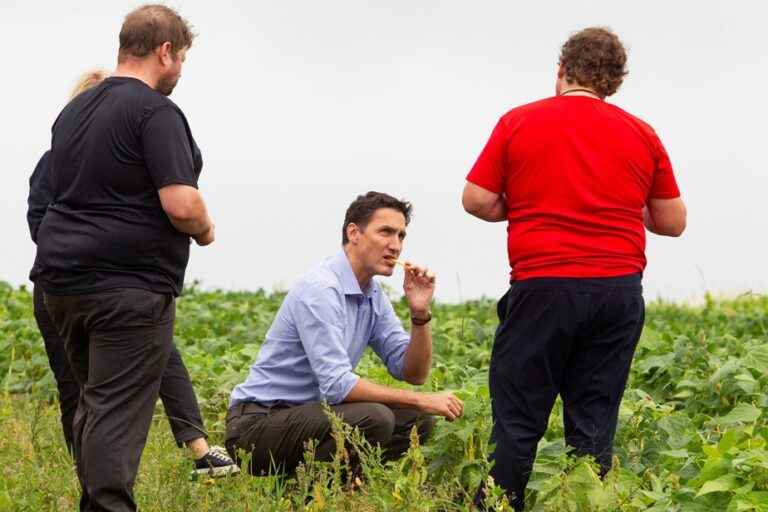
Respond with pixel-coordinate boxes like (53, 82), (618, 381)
(445, 400), (463, 419)
(408, 264), (426, 277)
(447, 395), (464, 416)
(404, 262), (434, 279)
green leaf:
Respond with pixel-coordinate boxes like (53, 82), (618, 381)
(744, 345), (768, 374)
(659, 449), (690, 459)
(714, 404), (762, 426)
(696, 474), (741, 497)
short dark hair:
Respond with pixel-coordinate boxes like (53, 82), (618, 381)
(118, 4), (195, 62)
(559, 27), (628, 98)
(342, 191), (412, 245)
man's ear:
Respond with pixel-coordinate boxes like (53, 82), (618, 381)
(156, 41), (173, 66)
(557, 63), (566, 79)
(346, 223), (360, 245)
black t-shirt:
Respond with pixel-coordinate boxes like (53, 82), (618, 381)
(31, 77), (203, 297)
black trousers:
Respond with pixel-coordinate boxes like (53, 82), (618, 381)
(225, 401), (435, 475)
(33, 284), (80, 451)
(487, 274), (644, 511)
(33, 285), (206, 453)
(44, 288), (177, 512)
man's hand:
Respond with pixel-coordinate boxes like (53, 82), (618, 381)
(193, 223), (215, 246)
(402, 262), (436, 317)
(415, 391), (464, 421)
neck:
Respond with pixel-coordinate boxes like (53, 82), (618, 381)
(559, 85), (601, 98)
(343, 246), (373, 290)
(113, 61), (159, 90)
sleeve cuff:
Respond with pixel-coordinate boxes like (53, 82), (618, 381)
(324, 372), (360, 405)
(648, 191), (681, 200)
(466, 174), (504, 195)
(387, 347), (408, 381)
(154, 177), (199, 190)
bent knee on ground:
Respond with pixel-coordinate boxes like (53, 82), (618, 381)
(418, 414), (437, 442)
(337, 402), (396, 445)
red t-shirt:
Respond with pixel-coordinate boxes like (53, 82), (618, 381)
(467, 95), (681, 281)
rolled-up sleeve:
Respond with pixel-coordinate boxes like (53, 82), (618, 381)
(369, 297), (411, 381)
(290, 284), (360, 404)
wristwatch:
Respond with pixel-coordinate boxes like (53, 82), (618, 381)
(411, 311), (432, 326)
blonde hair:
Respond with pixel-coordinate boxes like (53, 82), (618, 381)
(70, 69), (110, 99)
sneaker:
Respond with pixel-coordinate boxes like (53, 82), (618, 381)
(192, 445), (240, 478)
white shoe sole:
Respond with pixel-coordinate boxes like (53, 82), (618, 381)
(192, 464), (241, 478)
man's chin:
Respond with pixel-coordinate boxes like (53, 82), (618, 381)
(378, 265), (395, 277)
(157, 78), (179, 96)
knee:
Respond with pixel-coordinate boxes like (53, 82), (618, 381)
(418, 414), (436, 443)
(363, 403), (395, 444)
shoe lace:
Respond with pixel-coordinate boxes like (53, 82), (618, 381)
(206, 446), (234, 465)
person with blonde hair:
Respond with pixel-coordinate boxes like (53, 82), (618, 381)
(68, 69), (110, 98)
(27, 67), (238, 483)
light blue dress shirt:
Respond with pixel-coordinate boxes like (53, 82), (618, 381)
(230, 250), (412, 406)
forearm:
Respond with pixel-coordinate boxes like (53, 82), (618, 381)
(168, 213), (211, 236)
(167, 197), (212, 235)
(344, 377), (423, 409)
(643, 204), (686, 237)
(159, 184), (213, 236)
(402, 323), (432, 385)
(642, 207), (661, 234)
(467, 197), (507, 222)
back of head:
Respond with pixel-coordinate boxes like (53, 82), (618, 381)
(559, 27), (628, 98)
(70, 69), (109, 100)
(118, 4), (194, 62)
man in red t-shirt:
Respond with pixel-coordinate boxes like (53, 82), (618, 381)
(463, 27), (686, 510)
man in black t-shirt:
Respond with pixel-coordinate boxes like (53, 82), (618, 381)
(28, 70), (238, 481)
(32, 6), (216, 511)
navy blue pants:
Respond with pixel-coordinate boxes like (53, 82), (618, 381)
(486, 274), (644, 510)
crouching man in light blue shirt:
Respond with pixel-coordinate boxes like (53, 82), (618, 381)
(225, 191), (464, 475)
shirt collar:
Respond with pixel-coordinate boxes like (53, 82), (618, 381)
(329, 249), (377, 298)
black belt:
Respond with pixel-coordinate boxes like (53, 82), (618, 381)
(226, 401), (289, 422)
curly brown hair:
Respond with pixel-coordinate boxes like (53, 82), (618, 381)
(559, 27), (628, 98)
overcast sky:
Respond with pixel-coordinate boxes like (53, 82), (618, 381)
(2, 1), (766, 303)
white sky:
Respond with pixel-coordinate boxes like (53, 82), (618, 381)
(1, 1), (766, 303)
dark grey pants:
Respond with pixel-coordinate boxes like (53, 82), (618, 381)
(33, 285), (206, 453)
(225, 401), (435, 475)
(45, 288), (175, 512)
(33, 284), (80, 452)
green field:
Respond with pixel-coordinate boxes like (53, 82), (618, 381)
(3, 282), (768, 511)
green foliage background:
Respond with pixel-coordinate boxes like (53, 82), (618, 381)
(3, 282), (768, 511)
